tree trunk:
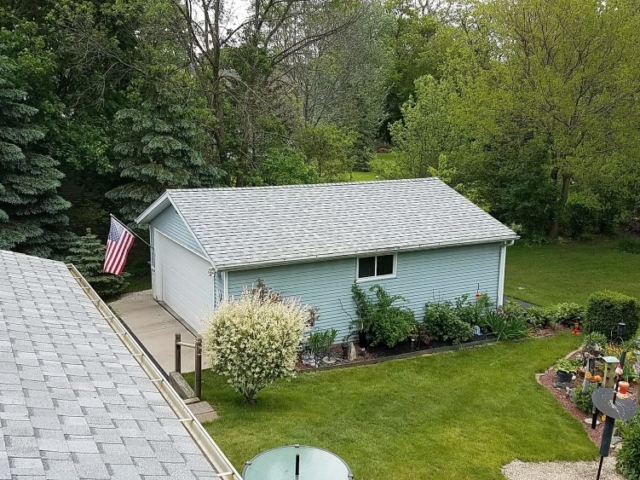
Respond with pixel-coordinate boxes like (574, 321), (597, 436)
(548, 173), (572, 238)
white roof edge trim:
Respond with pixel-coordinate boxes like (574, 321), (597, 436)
(67, 264), (242, 480)
(135, 191), (171, 224)
(219, 234), (520, 271)
(135, 191), (218, 271)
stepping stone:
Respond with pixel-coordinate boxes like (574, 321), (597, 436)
(188, 400), (218, 423)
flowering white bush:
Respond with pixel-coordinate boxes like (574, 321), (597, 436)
(203, 285), (309, 403)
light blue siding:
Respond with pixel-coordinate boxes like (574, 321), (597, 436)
(227, 243), (502, 341)
(150, 206), (204, 259)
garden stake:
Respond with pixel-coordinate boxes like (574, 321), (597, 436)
(295, 454), (300, 476)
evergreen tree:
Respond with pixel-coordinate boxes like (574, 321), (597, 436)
(0, 56), (70, 257)
(106, 80), (221, 222)
(65, 229), (128, 298)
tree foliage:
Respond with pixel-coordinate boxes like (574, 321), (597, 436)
(106, 79), (221, 222)
(0, 56), (70, 257)
(65, 228), (128, 298)
(297, 123), (356, 182)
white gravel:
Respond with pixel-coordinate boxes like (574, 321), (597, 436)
(502, 458), (625, 480)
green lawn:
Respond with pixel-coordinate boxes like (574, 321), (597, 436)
(192, 333), (595, 479)
(505, 239), (640, 306)
(121, 274), (151, 294)
(350, 171), (378, 181)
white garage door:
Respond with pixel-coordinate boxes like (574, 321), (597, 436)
(156, 232), (213, 332)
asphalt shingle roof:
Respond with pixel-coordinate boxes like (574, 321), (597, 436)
(164, 178), (517, 270)
(0, 250), (220, 480)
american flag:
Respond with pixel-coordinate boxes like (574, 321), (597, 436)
(104, 217), (135, 276)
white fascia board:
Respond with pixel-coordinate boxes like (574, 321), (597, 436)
(135, 192), (171, 225)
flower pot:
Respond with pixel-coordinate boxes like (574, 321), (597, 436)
(358, 331), (368, 348)
(556, 370), (573, 383)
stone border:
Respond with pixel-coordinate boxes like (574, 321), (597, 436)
(298, 336), (498, 373)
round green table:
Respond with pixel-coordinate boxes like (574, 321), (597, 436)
(242, 445), (353, 480)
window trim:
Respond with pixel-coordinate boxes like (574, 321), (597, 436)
(356, 254), (397, 282)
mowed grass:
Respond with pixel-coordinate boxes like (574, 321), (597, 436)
(190, 333), (595, 480)
(350, 171), (378, 181)
(505, 239), (640, 306)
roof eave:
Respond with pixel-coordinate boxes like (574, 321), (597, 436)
(218, 234), (519, 272)
(135, 191), (171, 225)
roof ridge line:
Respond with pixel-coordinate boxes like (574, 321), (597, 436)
(167, 177), (440, 193)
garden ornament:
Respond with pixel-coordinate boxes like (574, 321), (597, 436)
(572, 322), (580, 335)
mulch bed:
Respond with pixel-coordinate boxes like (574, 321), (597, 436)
(538, 360), (638, 448)
(296, 334), (496, 371)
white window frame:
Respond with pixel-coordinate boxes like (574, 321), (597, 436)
(356, 254), (397, 282)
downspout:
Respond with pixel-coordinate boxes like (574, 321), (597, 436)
(497, 240), (515, 307)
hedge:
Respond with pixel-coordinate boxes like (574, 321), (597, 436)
(584, 290), (639, 341)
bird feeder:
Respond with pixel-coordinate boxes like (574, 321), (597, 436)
(600, 356), (619, 388)
(243, 445), (353, 480)
(618, 322), (627, 338)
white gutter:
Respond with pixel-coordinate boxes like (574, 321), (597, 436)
(67, 264), (242, 480)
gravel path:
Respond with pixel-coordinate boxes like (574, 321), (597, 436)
(502, 458), (624, 480)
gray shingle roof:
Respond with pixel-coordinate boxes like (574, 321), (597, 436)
(0, 250), (221, 479)
(161, 178), (517, 270)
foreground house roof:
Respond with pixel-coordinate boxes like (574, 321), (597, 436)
(136, 178), (518, 271)
(0, 250), (238, 480)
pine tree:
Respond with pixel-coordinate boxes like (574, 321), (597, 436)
(65, 229), (128, 298)
(106, 80), (221, 223)
(0, 56), (70, 257)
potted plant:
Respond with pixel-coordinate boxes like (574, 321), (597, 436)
(555, 359), (579, 383)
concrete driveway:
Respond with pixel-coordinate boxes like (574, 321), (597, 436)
(109, 290), (202, 374)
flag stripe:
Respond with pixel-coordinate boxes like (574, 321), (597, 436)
(104, 218), (135, 276)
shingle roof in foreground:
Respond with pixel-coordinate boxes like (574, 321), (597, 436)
(163, 178), (518, 270)
(0, 250), (221, 480)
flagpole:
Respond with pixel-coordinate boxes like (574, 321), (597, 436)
(109, 214), (152, 248)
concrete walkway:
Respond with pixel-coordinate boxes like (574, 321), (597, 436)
(109, 290), (200, 374)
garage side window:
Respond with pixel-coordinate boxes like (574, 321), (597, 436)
(357, 254), (396, 281)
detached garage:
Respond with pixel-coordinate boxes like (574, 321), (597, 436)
(136, 179), (518, 336)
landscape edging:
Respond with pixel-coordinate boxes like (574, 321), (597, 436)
(298, 336), (498, 373)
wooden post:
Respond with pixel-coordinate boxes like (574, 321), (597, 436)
(195, 337), (202, 399)
(175, 333), (181, 373)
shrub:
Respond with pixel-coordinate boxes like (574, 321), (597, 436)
(351, 282), (374, 334)
(483, 302), (528, 340)
(572, 383), (598, 413)
(367, 286), (417, 348)
(583, 332), (608, 350)
(527, 303), (585, 329)
(423, 301), (473, 344)
(618, 237), (640, 255)
(203, 284), (308, 403)
(549, 303), (585, 326)
(584, 290), (639, 341)
(307, 328), (338, 359)
(617, 412), (640, 480)
(526, 306), (553, 329)
(454, 294), (492, 325)
(352, 284), (417, 348)
(65, 229), (128, 298)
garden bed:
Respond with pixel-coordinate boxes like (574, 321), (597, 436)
(297, 334), (497, 371)
(538, 360), (638, 449)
